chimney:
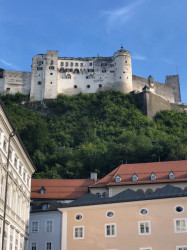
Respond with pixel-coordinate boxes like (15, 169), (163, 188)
(90, 172), (97, 181)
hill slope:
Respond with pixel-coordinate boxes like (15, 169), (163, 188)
(1, 91), (187, 179)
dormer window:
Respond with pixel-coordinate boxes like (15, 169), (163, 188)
(169, 171), (175, 179)
(40, 186), (46, 194)
(132, 174), (138, 182)
(115, 175), (121, 183)
(151, 172), (156, 181)
(42, 203), (49, 211)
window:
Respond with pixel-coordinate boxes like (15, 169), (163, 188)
(102, 70), (106, 73)
(50, 73), (53, 75)
(49, 66), (54, 70)
(87, 85), (90, 88)
(110, 71), (114, 73)
(151, 172), (156, 180)
(3, 140), (7, 152)
(74, 85), (77, 89)
(115, 175), (121, 183)
(175, 219), (187, 233)
(89, 62), (92, 66)
(66, 62), (69, 67)
(31, 221), (39, 232)
(75, 214), (83, 221)
(74, 226), (84, 239)
(6, 88), (10, 92)
(80, 63), (83, 67)
(99, 84), (102, 88)
(106, 211), (114, 218)
(46, 221), (53, 232)
(75, 63), (79, 67)
(66, 74), (71, 79)
(37, 67), (43, 70)
(175, 206), (184, 213)
(70, 62), (73, 67)
(101, 63), (107, 66)
(42, 203), (49, 210)
(37, 81), (42, 85)
(132, 173), (138, 181)
(19, 164), (22, 175)
(177, 247), (187, 250)
(50, 60), (53, 65)
(139, 221), (151, 235)
(88, 69), (94, 72)
(105, 224), (116, 237)
(31, 243), (36, 250)
(46, 242), (52, 250)
(140, 208), (148, 215)
(61, 62), (64, 66)
(169, 171), (175, 179)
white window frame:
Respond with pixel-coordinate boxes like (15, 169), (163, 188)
(73, 226), (84, 239)
(174, 218), (187, 233)
(138, 221), (151, 235)
(31, 242), (37, 250)
(45, 220), (53, 232)
(105, 223), (116, 237)
(31, 221), (39, 232)
(46, 241), (52, 250)
(176, 246), (187, 250)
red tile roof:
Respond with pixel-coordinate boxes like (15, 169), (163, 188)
(91, 161), (187, 188)
(31, 179), (95, 200)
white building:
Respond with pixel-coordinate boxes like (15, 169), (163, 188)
(0, 46), (181, 104)
(0, 101), (35, 249)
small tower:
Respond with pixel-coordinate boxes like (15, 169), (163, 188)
(113, 45), (133, 93)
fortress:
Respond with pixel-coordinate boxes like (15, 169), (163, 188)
(0, 46), (182, 118)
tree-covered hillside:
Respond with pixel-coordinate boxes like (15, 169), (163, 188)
(1, 91), (187, 179)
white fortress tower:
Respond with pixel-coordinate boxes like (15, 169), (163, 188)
(114, 45), (133, 93)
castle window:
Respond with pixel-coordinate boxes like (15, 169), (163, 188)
(80, 63), (83, 67)
(89, 62), (92, 66)
(74, 69), (79, 74)
(60, 68), (65, 73)
(71, 62), (73, 67)
(110, 71), (114, 73)
(66, 74), (71, 79)
(102, 70), (106, 73)
(123, 71), (125, 73)
(88, 69), (94, 72)
(66, 62), (69, 67)
(87, 85), (90, 88)
(74, 85), (77, 88)
(86, 76), (89, 79)
(101, 63), (107, 66)
(127, 77), (128, 79)
(99, 84), (102, 88)
(6, 88), (10, 92)
(110, 64), (114, 67)
(37, 67), (43, 70)
(61, 62), (64, 66)
(75, 63), (79, 67)
(50, 82), (53, 84)
(50, 73), (53, 75)
(119, 77), (121, 79)
(125, 60), (127, 63)
(40, 186), (46, 194)
(50, 60), (53, 65)
(49, 66), (54, 70)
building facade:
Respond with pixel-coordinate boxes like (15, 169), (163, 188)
(59, 160), (187, 250)
(0, 101), (35, 249)
(0, 46), (181, 104)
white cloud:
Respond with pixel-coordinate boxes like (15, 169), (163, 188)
(0, 59), (19, 70)
(101, 0), (145, 33)
(132, 53), (147, 60)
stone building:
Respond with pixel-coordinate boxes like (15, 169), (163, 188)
(0, 46), (181, 106)
(59, 160), (187, 250)
(0, 101), (35, 249)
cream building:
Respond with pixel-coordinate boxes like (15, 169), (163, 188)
(0, 101), (35, 249)
(59, 160), (187, 250)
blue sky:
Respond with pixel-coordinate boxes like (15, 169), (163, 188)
(0, 0), (187, 103)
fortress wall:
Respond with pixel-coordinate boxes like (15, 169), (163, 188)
(165, 75), (181, 103)
(132, 75), (148, 92)
(57, 57), (115, 95)
(4, 71), (31, 95)
(153, 81), (175, 103)
(0, 78), (5, 94)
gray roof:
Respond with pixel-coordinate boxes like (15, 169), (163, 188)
(63, 185), (187, 208)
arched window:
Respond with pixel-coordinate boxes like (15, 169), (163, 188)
(66, 74), (71, 79)
(132, 174), (138, 182)
(74, 68), (79, 74)
(59, 68), (65, 73)
(151, 172), (156, 180)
